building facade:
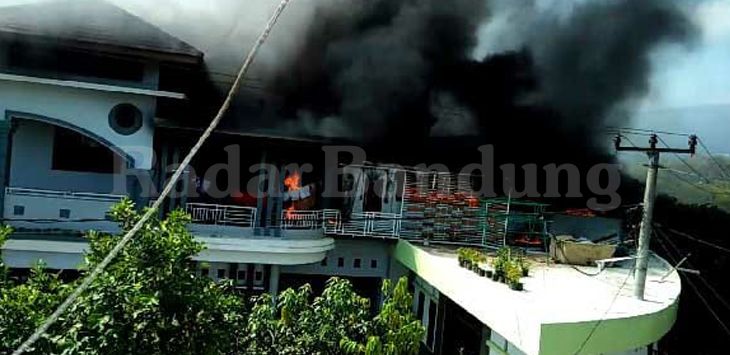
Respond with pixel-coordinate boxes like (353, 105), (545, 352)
(0, 2), (679, 354)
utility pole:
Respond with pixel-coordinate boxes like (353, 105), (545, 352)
(614, 133), (697, 300)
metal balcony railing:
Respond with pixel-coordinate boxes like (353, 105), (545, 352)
(340, 211), (400, 238)
(5, 187), (124, 202)
(185, 203), (257, 228)
(280, 209), (321, 229)
(279, 209), (346, 232)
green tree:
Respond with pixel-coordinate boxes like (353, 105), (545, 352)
(243, 278), (370, 354)
(1, 200), (425, 355)
(0, 224), (70, 353)
(341, 277), (425, 355)
(51, 199), (246, 354)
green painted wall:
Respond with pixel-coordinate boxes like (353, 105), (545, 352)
(539, 300), (678, 355)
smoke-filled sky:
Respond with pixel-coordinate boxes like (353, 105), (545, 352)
(1, 0), (728, 153)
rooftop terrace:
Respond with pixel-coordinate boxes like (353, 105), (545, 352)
(394, 241), (680, 355)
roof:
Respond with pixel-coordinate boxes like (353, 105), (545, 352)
(0, 0), (202, 62)
(395, 241), (680, 355)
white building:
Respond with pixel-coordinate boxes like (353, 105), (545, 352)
(0, 1), (679, 354)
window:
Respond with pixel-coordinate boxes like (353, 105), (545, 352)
(13, 205), (24, 216)
(59, 209), (71, 219)
(337, 257), (344, 267)
(8, 43), (145, 83)
(255, 271), (263, 281)
(353, 258), (361, 268)
(426, 300), (437, 348)
(109, 104), (143, 135)
(370, 259), (378, 269)
(200, 268), (209, 277)
(52, 126), (120, 173)
(321, 257), (328, 267)
(217, 269), (226, 279)
(237, 270), (247, 281)
(416, 292), (425, 320)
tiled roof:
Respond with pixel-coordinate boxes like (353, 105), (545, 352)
(0, 0), (202, 60)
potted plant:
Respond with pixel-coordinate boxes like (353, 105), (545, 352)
(506, 261), (524, 291)
(492, 247), (509, 282)
(457, 248), (468, 268)
(520, 258), (531, 277)
(472, 252), (483, 274)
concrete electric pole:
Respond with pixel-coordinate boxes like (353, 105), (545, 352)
(615, 133), (697, 300)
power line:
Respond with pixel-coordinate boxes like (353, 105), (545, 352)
(656, 223), (730, 256)
(664, 168), (714, 195)
(605, 126), (691, 137)
(698, 138), (730, 181)
(11, 1), (294, 354)
(656, 135), (711, 183)
(656, 228), (730, 312)
(654, 229), (730, 336)
(572, 266), (633, 354)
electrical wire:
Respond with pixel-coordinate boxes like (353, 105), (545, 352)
(664, 169), (714, 194)
(572, 265), (634, 354)
(698, 138), (730, 181)
(605, 126), (691, 137)
(656, 223), (730, 255)
(655, 227), (730, 312)
(654, 229), (730, 336)
(656, 135), (711, 184)
(11, 1), (293, 353)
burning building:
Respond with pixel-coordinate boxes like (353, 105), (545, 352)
(0, 0), (693, 354)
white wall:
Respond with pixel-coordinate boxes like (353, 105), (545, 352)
(0, 79), (156, 169)
(9, 120), (121, 193)
(282, 239), (392, 278)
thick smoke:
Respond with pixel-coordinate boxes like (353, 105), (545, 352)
(16, 0), (694, 166)
(262, 0), (696, 166)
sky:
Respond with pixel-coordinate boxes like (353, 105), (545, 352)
(1, 0), (729, 152)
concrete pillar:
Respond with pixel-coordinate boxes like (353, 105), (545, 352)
(479, 326), (490, 355)
(269, 264), (280, 302)
(635, 152), (659, 300)
(0, 119), (14, 218)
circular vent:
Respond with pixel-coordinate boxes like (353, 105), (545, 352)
(109, 103), (143, 135)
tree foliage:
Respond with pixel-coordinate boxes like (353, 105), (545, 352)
(0, 200), (424, 354)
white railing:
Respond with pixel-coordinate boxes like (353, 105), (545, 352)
(186, 203), (257, 228)
(280, 209), (321, 229)
(322, 209), (342, 234)
(341, 211), (400, 238)
(5, 187), (124, 202)
(279, 209), (343, 232)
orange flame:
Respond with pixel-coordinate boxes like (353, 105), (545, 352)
(284, 172), (301, 220)
(284, 171), (301, 191)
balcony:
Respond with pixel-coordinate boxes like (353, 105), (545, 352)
(2, 187), (123, 233)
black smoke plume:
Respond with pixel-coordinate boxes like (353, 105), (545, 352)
(262, 0), (696, 167)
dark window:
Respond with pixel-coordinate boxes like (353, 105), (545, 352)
(427, 300), (437, 348)
(370, 259), (378, 269)
(353, 258), (361, 268)
(255, 271), (263, 281)
(217, 269), (226, 279)
(52, 126), (120, 173)
(337, 257), (344, 268)
(200, 268), (209, 277)
(416, 291), (425, 321)
(59, 209), (71, 219)
(13, 205), (24, 216)
(237, 270), (247, 280)
(7, 43), (145, 83)
(321, 257), (328, 267)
